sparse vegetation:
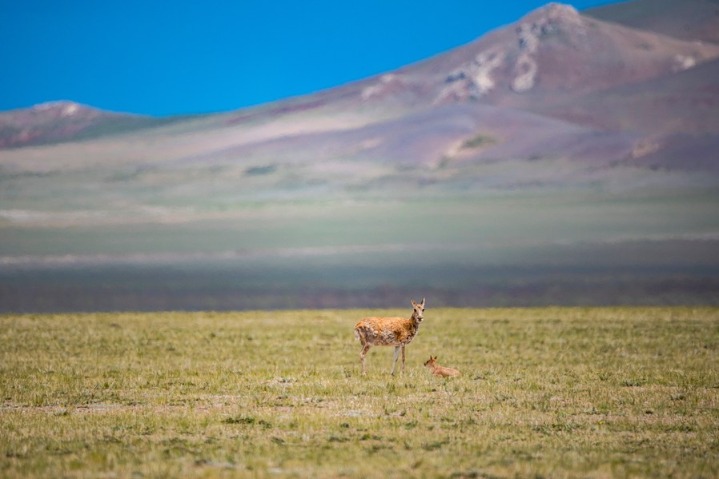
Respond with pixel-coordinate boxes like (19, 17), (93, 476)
(244, 164), (277, 176)
(1, 307), (718, 478)
(460, 133), (496, 149)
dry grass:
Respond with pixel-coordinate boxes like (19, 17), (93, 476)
(1, 307), (718, 478)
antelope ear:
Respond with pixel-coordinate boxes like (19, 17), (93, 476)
(411, 299), (417, 307)
(420, 298), (426, 307)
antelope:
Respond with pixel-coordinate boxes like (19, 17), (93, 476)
(354, 298), (425, 375)
(423, 356), (461, 378)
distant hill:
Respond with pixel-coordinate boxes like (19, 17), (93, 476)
(0, 101), (192, 149)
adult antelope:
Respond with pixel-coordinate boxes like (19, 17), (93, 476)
(354, 298), (425, 375)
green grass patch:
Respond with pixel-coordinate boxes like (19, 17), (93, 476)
(1, 307), (718, 477)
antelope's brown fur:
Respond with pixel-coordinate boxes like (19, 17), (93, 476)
(424, 355), (461, 378)
(354, 298), (425, 375)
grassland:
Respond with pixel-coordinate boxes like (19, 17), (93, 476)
(1, 307), (718, 478)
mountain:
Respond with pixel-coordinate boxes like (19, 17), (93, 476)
(1, 0), (719, 311)
(351, 3), (719, 108)
(585, 0), (719, 44)
(3, 3), (719, 170)
(0, 101), (186, 149)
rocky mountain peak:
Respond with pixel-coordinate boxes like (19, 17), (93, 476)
(515, 2), (586, 43)
(523, 2), (582, 24)
(509, 3), (587, 93)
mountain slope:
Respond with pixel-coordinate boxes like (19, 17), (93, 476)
(585, 0), (719, 44)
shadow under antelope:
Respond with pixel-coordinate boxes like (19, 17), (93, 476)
(354, 298), (425, 375)
(423, 355), (461, 377)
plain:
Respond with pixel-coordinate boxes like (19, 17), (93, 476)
(1, 307), (718, 478)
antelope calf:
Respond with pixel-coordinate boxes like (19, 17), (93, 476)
(354, 298), (425, 375)
(423, 355), (460, 378)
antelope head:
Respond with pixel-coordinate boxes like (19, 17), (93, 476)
(411, 298), (426, 322)
(424, 355), (437, 367)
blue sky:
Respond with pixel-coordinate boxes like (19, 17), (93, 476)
(1, 0), (620, 116)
